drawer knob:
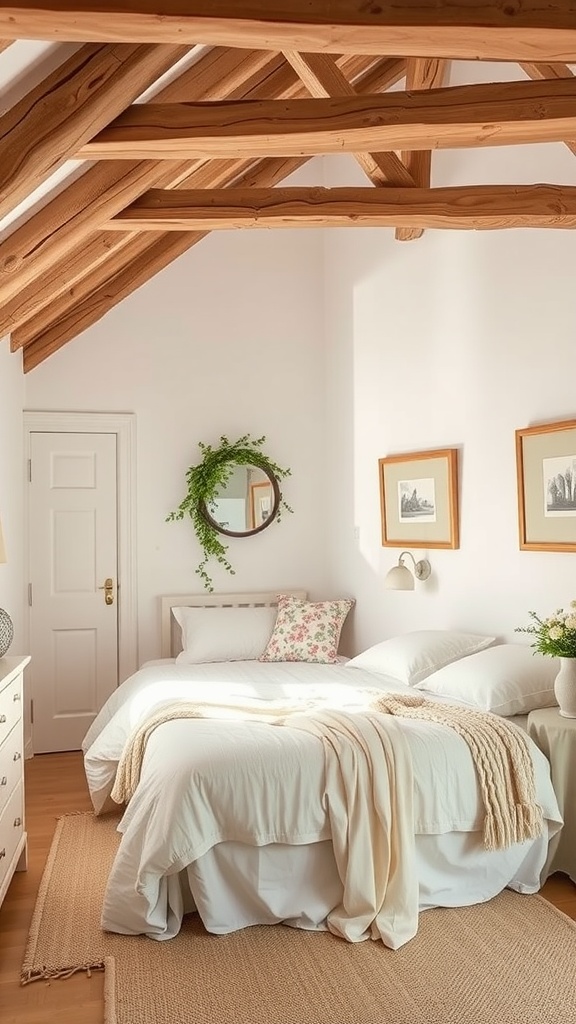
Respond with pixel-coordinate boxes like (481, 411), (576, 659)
(13, 752), (21, 761)
(13, 692), (21, 702)
(0, 776), (6, 786)
(0, 714), (6, 724)
(0, 848), (5, 860)
(13, 816), (22, 827)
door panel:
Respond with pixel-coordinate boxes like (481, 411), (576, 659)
(29, 432), (119, 752)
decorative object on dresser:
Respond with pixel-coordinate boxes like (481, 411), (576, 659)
(527, 707), (576, 884)
(379, 447), (459, 550)
(384, 549), (432, 590)
(516, 418), (576, 552)
(516, 601), (576, 718)
(0, 516), (14, 657)
(0, 656), (30, 907)
(166, 434), (292, 591)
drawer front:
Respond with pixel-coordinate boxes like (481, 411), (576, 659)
(0, 723), (23, 817)
(0, 674), (23, 747)
(0, 781), (24, 894)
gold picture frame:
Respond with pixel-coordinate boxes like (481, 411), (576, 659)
(379, 448), (459, 549)
(516, 418), (576, 551)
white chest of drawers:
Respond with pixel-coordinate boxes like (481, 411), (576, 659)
(0, 655), (30, 908)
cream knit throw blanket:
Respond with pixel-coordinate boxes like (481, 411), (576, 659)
(110, 690), (543, 852)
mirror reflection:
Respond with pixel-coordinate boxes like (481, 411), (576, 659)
(203, 464), (280, 537)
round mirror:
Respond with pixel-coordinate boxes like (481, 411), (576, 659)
(200, 463), (281, 538)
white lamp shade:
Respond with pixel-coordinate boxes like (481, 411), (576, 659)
(0, 519), (6, 564)
(384, 564), (415, 591)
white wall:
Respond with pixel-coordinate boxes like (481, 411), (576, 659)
(24, 222), (328, 665)
(0, 341), (26, 652)
(323, 62), (576, 653)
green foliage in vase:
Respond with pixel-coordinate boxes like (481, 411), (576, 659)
(166, 434), (292, 592)
(516, 601), (576, 658)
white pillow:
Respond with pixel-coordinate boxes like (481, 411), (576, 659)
(173, 605), (278, 664)
(415, 643), (559, 716)
(345, 630), (495, 686)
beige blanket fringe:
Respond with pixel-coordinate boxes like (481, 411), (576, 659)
(110, 690), (543, 852)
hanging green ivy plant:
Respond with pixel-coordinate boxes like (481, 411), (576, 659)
(166, 434), (292, 592)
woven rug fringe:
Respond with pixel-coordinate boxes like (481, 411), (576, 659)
(21, 960), (106, 985)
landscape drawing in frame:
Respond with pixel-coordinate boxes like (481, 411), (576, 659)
(379, 448), (459, 549)
(516, 418), (576, 551)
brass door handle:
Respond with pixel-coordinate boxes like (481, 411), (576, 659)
(98, 578), (115, 605)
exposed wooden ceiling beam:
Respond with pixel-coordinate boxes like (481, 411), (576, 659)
(519, 60), (576, 157)
(79, 78), (576, 160)
(0, 42), (189, 222)
(20, 231), (204, 372)
(10, 156), (246, 350)
(2, 2), (576, 61)
(0, 46), (278, 307)
(519, 60), (576, 80)
(20, 156), (307, 371)
(396, 58), (449, 242)
(106, 184), (576, 231)
(0, 54), (397, 331)
(283, 51), (414, 188)
(5, 231), (134, 346)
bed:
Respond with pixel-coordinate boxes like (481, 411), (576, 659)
(82, 591), (563, 950)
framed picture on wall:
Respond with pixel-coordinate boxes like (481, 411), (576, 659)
(250, 481), (273, 529)
(516, 418), (576, 551)
(378, 448), (459, 549)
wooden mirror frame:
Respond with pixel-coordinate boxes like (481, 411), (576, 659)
(200, 465), (281, 538)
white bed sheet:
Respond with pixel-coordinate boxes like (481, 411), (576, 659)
(83, 660), (562, 943)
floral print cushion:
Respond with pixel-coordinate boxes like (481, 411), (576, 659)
(260, 594), (354, 663)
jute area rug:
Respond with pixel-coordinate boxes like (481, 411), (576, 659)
(22, 813), (576, 1024)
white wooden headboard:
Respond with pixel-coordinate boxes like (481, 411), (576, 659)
(160, 590), (307, 658)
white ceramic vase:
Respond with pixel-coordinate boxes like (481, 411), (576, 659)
(554, 657), (576, 718)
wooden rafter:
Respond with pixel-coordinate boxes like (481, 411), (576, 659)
(105, 184), (576, 231)
(10, 156), (246, 350)
(520, 60), (576, 157)
(1, 55), (402, 337)
(283, 51), (414, 188)
(19, 156), (307, 372)
(2, 2), (576, 61)
(396, 58), (449, 242)
(79, 78), (576, 161)
(7, 57), (389, 344)
(0, 46), (280, 306)
(0, 42), (189, 221)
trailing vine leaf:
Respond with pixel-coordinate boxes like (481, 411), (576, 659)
(166, 434), (292, 591)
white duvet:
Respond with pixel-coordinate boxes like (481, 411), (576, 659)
(82, 660), (562, 945)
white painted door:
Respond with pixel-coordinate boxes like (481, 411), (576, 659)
(28, 432), (119, 752)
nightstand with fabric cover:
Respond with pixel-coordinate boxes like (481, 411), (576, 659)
(527, 707), (576, 884)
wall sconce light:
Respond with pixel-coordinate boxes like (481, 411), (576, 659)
(0, 517), (14, 658)
(384, 550), (431, 591)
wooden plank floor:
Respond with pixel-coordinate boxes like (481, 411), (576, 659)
(1, 752), (575, 1023)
